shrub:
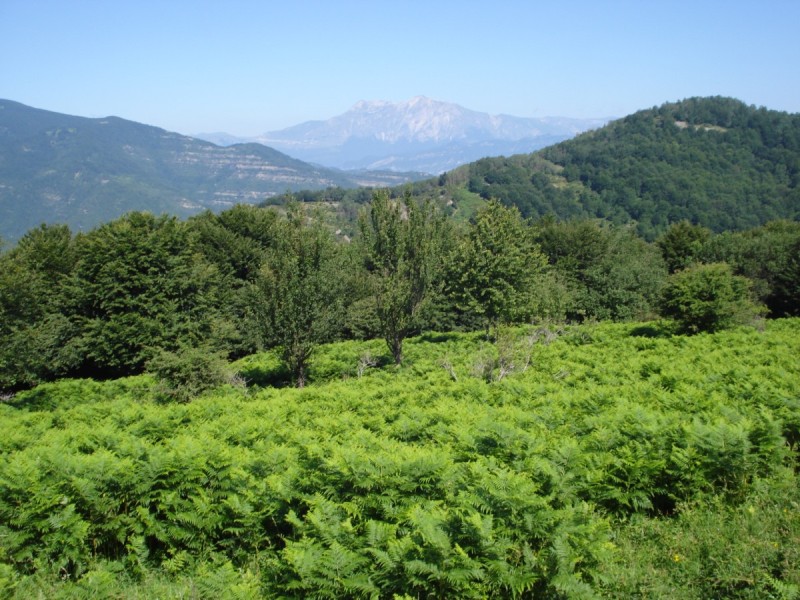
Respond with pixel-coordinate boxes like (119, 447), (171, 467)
(147, 345), (238, 402)
(660, 262), (761, 334)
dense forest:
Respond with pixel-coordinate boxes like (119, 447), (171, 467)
(2, 95), (800, 597)
(288, 97), (800, 240)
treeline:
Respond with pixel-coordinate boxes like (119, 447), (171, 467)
(1, 193), (799, 392)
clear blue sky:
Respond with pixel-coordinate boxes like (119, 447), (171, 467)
(2, 0), (798, 136)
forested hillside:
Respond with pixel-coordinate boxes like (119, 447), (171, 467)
(0, 100), (425, 242)
(538, 97), (799, 237)
(8, 96), (796, 245)
(361, 97), (799, 239)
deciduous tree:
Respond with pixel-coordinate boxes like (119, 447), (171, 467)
(450, 200), (547, 333)
(67, 212), (227, 377)
(359, 190), (447, 364)
(255, 205), (344, 386)
(660, 262), (761, 333)
(657, 220), (712, 273)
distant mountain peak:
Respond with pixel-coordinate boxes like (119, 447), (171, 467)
(252, 97), (608, 173)
(351, 96), (437, 111)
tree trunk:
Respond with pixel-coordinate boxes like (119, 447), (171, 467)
(389, 337), (403, 365)
(293, 354), (307, 388)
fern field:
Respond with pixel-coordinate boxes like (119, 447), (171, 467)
(1, 320), (799, 598)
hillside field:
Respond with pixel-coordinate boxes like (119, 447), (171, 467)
(1, 319), (799, 598)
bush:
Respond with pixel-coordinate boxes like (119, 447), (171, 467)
(660, 263), (762, 334)
(147, 345), (238, 402)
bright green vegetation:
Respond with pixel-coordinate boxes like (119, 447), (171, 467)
(2, 93), (800, 598)
(1, 320), (799, 598)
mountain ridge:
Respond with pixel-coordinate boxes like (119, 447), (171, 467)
(5, 96), (796, 244)
(197, 97), (608, 173)
(0, 99), (425, 241)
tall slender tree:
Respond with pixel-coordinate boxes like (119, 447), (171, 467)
(359, 190), (447, 365)
(255, 205), (344, 387)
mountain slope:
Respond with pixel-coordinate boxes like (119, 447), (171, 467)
(244, 96), (607, 173)
(409, 97), (799, 238)
(0, 100), (422, 241)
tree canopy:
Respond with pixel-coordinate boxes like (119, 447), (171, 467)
(448, 200), (546, 331)
(0, 198), (797, 392)
(358, 191), (449, 364)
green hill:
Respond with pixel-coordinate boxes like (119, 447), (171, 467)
(402, 97), (800, 238)
(0, 100), (424, 242)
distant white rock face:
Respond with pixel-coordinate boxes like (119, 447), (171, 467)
(328, 96), (487, 143)
(198, 97), (609, 174)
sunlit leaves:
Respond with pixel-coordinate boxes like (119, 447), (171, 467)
(0, 319), (798, 596)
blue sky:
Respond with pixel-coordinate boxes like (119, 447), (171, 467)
(2, 0), (798, 136)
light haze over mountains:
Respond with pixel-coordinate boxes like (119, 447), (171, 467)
(196, 97), (609, 174)
(0, 99), (425, 241)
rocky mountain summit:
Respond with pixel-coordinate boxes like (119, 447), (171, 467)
(199, 97), (608, 174)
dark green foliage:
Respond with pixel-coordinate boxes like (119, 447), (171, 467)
(189, 205), (279, 282)
(147, 345), (237, 403)
(0, 225), (80, 389)
(701, 220), (800, 317)
(401, 97), (800, 240)
(359, 191), (449, 364)
(657, 220), (713, 273)
(539, 97), (800, 239)
(660, 262), (761, 333)
(10, 224), (77, 284)
(448, 200), (547, 331)
(534, 219), (667, 321)
(253, 205), (345, 386)
(2, 203), (797, 394)
(773, 236), (800, 317)
(187, 205), (283, 356)
(66, 212), (230, 377)
(465, 153), (595, 223)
